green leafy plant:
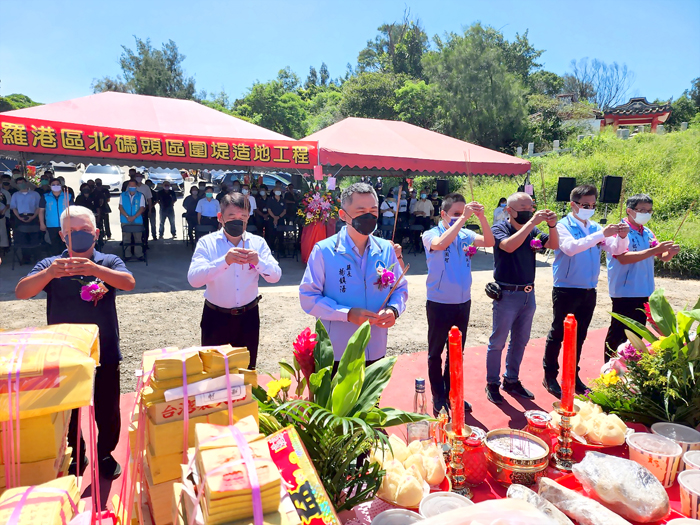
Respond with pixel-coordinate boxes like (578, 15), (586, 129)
(254, 320), (429, 511)
(587, 289), (700, 427)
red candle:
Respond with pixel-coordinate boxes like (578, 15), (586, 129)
(561, 314), (577, 412)
(448, 326), (464, 436)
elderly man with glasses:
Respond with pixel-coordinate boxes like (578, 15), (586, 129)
(543, 184), (629, 397)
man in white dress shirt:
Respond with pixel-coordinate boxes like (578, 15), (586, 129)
(187, 192), (281, 369)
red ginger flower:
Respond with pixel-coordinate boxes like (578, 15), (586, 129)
(293, 327), (317, 382)
(644, 302), (663, 335)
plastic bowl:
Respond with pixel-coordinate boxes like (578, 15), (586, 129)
(419, 491), (474, 518)
(371, 509), (423, 524)
(653, 422), (700, 471)
(685, 451), (700, 471)
(678, 470), (700, 519)
(626, 432), (683, 488)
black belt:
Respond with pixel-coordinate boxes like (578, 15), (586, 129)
(499, 284), (534, 292)
(205, 296), (261, 315)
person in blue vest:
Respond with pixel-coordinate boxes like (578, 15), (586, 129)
(423, 193), (494, 416)
(604, 194), (680, 361)
(299, 182), (408, 373)
(39, 177), (73, 255)
(118, 179), (146, 256)
(543, 184), (629, 397)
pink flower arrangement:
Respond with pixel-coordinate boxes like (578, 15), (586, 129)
(297, 190), (339, 225)
(649, 238), (659, 248)
(465, 245), (477, 257)
(617, 341), (642, 363)
(375, 264), (396, 291)
(530, 238), (543, 251)
(80, 281), (108, 306)
(293, 327), (317, 384)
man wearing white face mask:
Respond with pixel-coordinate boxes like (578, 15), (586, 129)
(543, 184), (629, 397)
(15, 205), (135, 479)
(604, 194), (680, 361)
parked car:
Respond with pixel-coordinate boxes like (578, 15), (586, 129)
(214, 172), (290, 193)
(80, 164), (124, 194)
(145, 167), (185, 193)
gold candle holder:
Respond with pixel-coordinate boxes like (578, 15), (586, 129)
(551, 401), (579, 471)
(445, 423), (473, 499)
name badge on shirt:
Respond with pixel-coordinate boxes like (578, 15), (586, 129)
(338, 263), (353, 293)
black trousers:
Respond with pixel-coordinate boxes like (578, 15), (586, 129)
(47, 226), (63, 256)
(68, 362), (121, 463)
(604, 296), (648, 362)
(426, 300), (471, 407)
(100, 211), (112, 238)
(543, 287), (597, 377)
(201, 303), (260, 369)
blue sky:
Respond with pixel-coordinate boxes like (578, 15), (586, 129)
(1, 0), (698, 105)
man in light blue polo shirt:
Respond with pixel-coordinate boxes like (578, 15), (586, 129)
(299, 182), (408, 372)
(604, 194), (679, 360)
(543, 184), (629, 397)
(119, 179), (146, 256)
(423, 193), (494, 416)
(39, 177), (73, 255)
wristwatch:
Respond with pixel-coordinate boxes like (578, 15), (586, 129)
(387, 306), (399, 319)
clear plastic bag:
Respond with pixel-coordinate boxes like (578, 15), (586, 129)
(572, 451), (670, 522)
(418, 499), (558, 525)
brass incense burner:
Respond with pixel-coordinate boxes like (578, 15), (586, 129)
(484, 429), (550, 487)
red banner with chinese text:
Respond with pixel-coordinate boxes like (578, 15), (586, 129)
(0, 115), (318, 169)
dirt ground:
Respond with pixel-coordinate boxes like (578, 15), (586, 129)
(2, 242), (699, 393)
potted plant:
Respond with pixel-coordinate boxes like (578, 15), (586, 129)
(254, 320), (429, 512)
(587, 289), (700, 428)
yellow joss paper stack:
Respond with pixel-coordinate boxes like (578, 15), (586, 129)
(174, 417), (295, 525)
(0, 475), (80, 524)
(136, 346), (259, 525)
(0, 411), (72, 490)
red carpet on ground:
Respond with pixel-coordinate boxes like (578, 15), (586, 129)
(89, 328), (610, 510)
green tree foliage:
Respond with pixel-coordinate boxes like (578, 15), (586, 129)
(305, 90), (343, 134)
(530, 70), (565, 96)
(665, 94), (698, 130)
(690, 77), (700, 108)
(0, 93), (41, 112)
(339, 72), (406, 120)
(92, 37), (196, 99)
(357, 11), (428, 79)
(423, 23), (528, 150)
(393, 80), (439, 129)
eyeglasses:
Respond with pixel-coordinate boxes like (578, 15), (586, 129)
(633, 209), (653, 214)
(574, 202), (597, 210)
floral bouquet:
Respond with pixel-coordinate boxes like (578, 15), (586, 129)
(375, 264), (396, 291)
(530, 235), (544, 253)
(77, 279), (108, 306)
(297, 190), (339, 225)
(587, 289), (700, 427)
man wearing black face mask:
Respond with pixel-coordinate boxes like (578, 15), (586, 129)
(188, 193), (281, 369)
(485, 193), (559, 405)
(299, 183), (408, 374)
(15, 205), (135, 480)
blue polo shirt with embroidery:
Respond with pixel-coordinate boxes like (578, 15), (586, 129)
(24, 250), (131, 364)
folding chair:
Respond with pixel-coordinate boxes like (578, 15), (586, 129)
(276, 224), (298, 261)
(120, 224), (148, 265)
(11, 223), (43, 270)
(194, 224), (217, 246)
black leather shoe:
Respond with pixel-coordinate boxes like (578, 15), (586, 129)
(502, 380), (535, 400)
(68, 454), (88, 477)
(486, 383), (504, 405)
(575, 377), (589, 395)
(543, 376), (562, 398)
(100, 455), (122, 480)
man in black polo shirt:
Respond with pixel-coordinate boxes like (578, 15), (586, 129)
(485, 192), (559, 405)
(15, 205), (135, 479)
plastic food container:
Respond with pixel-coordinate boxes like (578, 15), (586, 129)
(652, 422), (700, 471)
(678, 470), (700, 519)
(685, 451), (700, 471)
(419, 491), (474, 518)
(627, 432), (683, 488)
(371, 509), (424, 524)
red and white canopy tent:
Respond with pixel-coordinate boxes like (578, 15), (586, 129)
(0, 92), (317, 170)
(303, 117), (530, 177)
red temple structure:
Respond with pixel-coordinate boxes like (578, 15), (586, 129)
(601, 97), (671, 132)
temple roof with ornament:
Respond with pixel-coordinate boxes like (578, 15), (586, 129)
(604, 97), (671, 116)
